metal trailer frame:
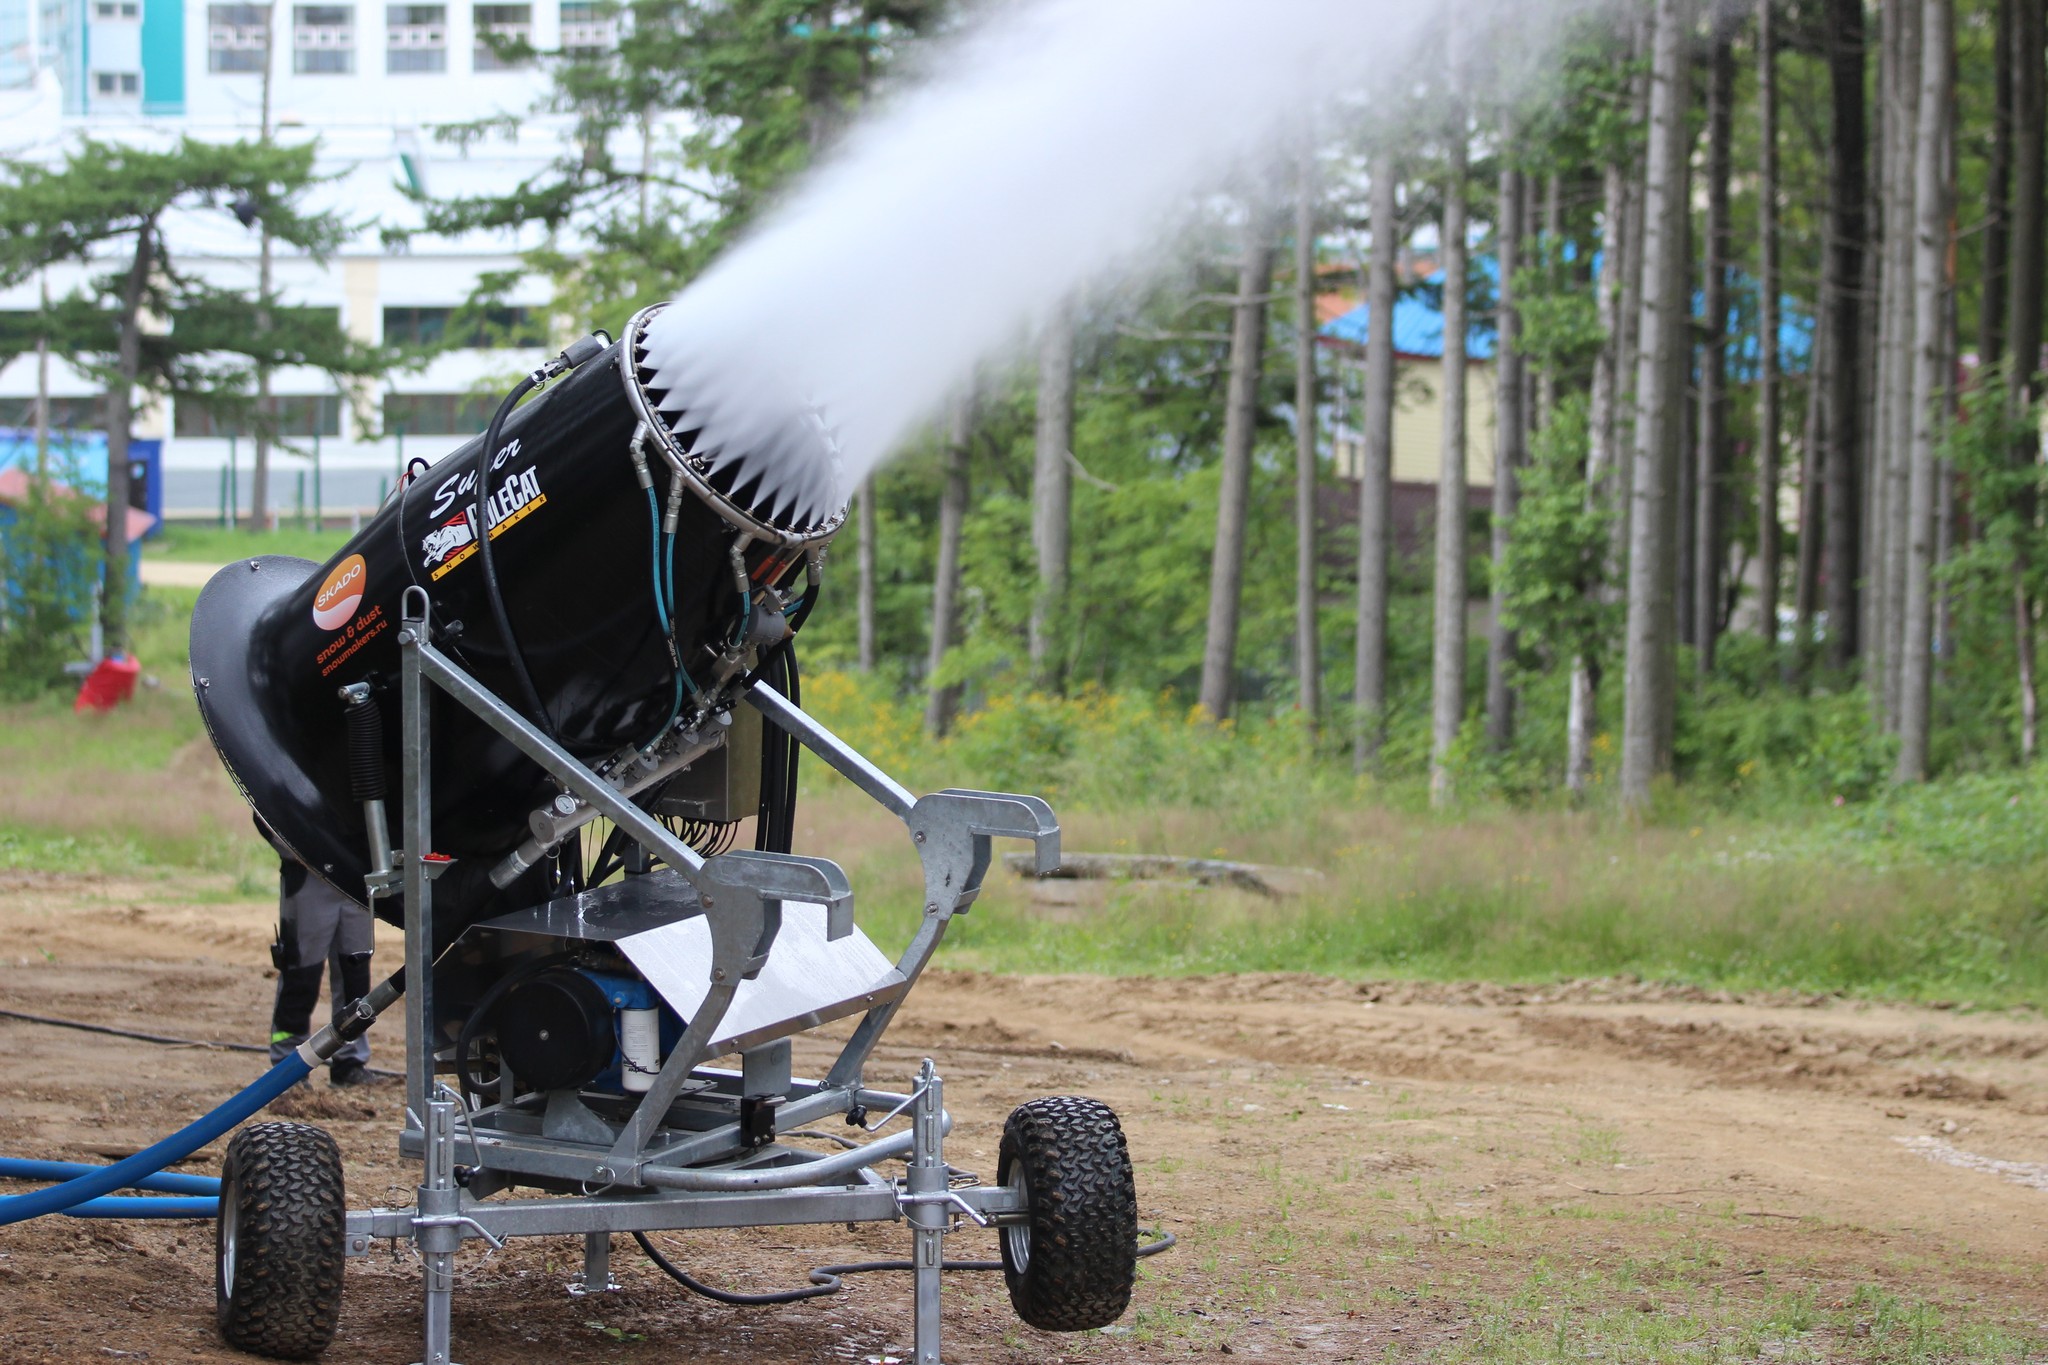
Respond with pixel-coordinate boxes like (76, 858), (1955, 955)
(344, 589), (1062, 1365)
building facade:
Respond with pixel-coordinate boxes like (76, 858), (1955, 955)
(0, 0), (620, 519)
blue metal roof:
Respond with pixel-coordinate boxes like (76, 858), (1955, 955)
(1319, 256), (1814, 373)
(1318, 271), (1497, 361)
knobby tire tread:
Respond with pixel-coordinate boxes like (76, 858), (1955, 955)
(216, 1121), (345, 1360)
(998, 1095), (1138, 1332)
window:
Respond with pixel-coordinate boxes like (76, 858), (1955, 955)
(93, 1), (140, 18)
(384, 392), (495, 436)
(386, 3), (445, 71)
(209, 4), (269, 71)
(558, 0), (613, 57)
(472, 2), (529, 70)
(173, 396), (342, 439)
(293, 5), (353, 74)
(0, 396), (102, 429)
(93, 70), (140, 95)
(383, 304), (543, 349)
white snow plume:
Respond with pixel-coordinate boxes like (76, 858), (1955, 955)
(639, 0), (1595, 522)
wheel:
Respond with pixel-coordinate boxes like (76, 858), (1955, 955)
(997, 1095), (1138, 1332)
(216, 1122), (346, 1360)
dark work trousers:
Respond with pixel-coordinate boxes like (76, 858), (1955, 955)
(269, 862), (375, 1071)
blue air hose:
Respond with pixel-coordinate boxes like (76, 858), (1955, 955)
(0, 1158), (221, 1220)
(64, 1196), (221, 1219)
(0, 1156), (221, 1195)
(0, 1053), (310, 1227)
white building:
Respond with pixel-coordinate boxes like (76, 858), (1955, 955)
(0, 0), (619, 519)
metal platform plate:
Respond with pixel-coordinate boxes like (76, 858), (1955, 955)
(478, 870), (906, 1054)
(479, 869), (707, 942)
(622, 899), (905, 1054)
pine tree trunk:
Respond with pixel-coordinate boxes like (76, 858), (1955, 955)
(1614, 26), (1650, 581)
(1572, 155), (1629, 798)
(1294, 153), (1323, 728)
(1696, 18), (1735, 672)
(1619, 0), (1689, 810)
(1888, 0), (1926, 726)
(252, 224), (274, 534)
(1030, 309), (1075, 688)
(1431, 132), (1471, 805)
(1487, 164), (1523, 754)
(1983, 0), (2015, 370)
(856, 475), (877, 672)
(2009, 0), (2045, 759)
(1200, 211), (1274, 722)
(1896, 0), (1949, 782)
(1535, 175), (1560, 431)
(1756, 0), (1783, 645)
(1354, 152), (1397, 767)
(102, 218), (156, 654)
(1823, 0), (1869, 674)
(1795, 304), (1828, 647)
(925, 394), (973, 737)
(1865, 0), (1898, 705)
(1589, 161), (1627, 530)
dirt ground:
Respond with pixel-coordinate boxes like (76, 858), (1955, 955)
(2, 869), (2045, 1363)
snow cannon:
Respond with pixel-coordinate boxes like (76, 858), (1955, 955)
(183, 302), (1154, 1365)
(190, 302), (844, 938)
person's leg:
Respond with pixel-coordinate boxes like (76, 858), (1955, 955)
(269, 890), (323, 1066)
(326, 899), (377, 1083)
(326, 943), (374, 1081)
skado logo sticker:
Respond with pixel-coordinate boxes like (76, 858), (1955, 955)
(423, 463), (547, 582)
(312, 553), (367, 631)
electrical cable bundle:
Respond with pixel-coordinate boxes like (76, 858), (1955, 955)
(753, 645), (801, 856)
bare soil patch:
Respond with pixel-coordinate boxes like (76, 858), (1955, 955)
(2, 888), (2045, 1362)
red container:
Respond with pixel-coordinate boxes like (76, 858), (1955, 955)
(74, 654), (141, 713)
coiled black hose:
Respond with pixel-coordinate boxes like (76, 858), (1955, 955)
(630, 1228), (1178, 1306)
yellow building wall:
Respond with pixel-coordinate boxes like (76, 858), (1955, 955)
(1336, 357), (1498, 488)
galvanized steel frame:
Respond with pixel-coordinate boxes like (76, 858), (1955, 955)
(356, 588), (1060, 1365)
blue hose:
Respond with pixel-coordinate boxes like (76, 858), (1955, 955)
(62, 1196), (220, 1219)
(0, 1156), (221, 1195)
(0, 1053), (310, 1227)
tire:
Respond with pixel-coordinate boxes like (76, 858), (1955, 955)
(216, 1122), (346, 1360)
(997, 1095), (1138, 1332)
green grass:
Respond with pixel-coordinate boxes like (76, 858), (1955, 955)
(6, 588), (2048, 1006)
(150, 523), (354, 564)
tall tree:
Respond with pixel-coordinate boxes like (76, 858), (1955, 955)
(417, 3), (944, 326)
(0, 138), (381, 650)
(1755, 0), (1783, 645)
(1795, 310), (1829, 647)
(1199, 207), (1275, 721)
(1432, 129), (1472, 805)
(1619, 0), (1689, 809)
(1696, 15), (1736, 671)
(1487, 163), (1525, 753)
(2008, 0), (2045, 759)
(1823, 0), (1869, 674)
(1983, 0), (2016, 372)
(1354, 150), (1397, 766)
(925, 390), (974, 736)
(1030, 307), (1076, 688)
(856, 476), (877, 672)
(1611, 14), (1652, 584)
(1573, 148), (1630, 796)
(250, 10), (279, 532)
(1293, 153), (1323, 728)
(1877, 0), (1923, 726)
(1896, 0), (1951, 781)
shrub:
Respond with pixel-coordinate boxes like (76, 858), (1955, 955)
(0, 466), (100, 698)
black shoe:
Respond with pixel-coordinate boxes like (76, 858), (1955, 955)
(329, 1061), (374, 1088)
